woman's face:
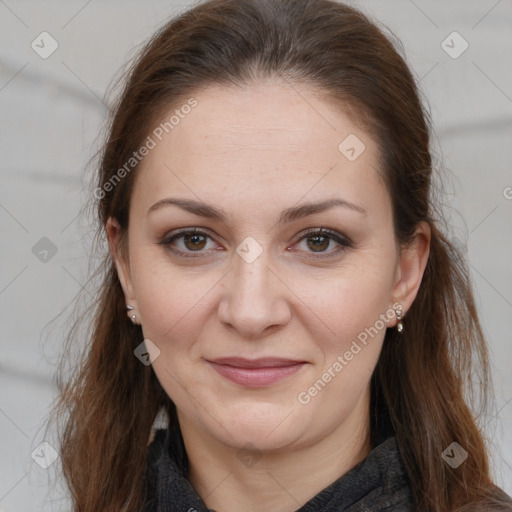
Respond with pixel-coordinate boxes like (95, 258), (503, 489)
(111, 80), (417, 452)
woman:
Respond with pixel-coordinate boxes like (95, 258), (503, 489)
(52, 0), (512, 510)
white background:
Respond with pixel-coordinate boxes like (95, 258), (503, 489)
(1, 1), (511, 510)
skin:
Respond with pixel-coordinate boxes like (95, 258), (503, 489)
(107, 79), (430, 512)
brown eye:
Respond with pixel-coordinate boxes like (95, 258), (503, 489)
(293, 228), (351, 259)
(184, 233), (207, 251)
(160, 229), (218, 257)
(306, 235), (330, 252)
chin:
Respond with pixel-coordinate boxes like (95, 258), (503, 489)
(206, 404), (309, 451)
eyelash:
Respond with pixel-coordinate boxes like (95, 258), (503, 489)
(159, 227), (352, 260)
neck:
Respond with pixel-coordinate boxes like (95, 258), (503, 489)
(178, 393), (372, 512)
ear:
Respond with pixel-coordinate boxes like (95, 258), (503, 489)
(106, 217), (137, 312)
(391, 221), (431, 323)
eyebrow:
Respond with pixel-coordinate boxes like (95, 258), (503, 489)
(147, 197), (366, 223)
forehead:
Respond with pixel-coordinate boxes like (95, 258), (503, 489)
(153, 81), (371, 158)
(132, 80), (388, 218)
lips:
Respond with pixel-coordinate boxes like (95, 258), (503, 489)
(206, 357), (307, 387)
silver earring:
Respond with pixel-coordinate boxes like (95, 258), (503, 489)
(126, 304), (137, 324)
(395, 307), (404, 333)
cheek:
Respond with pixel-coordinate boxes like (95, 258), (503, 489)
(294, 267), (393, 420)
(131, 250), (224, 352)
(296, 254), (396, 353)
(138, 275), (204, 338)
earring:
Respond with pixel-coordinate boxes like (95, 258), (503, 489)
(395, 307), (404, 333)
(126, 304), (137, 325)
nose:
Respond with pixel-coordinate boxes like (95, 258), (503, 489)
(217, 249), (292, 339)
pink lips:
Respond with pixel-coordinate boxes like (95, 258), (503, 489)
(207, 357), (306, 387)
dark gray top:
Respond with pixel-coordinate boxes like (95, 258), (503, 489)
(142, 422), (415, 511)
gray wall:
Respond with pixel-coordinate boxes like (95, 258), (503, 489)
(1, 1), (511, 510)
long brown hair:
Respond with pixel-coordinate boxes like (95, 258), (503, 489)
(50, 0), (511, 510)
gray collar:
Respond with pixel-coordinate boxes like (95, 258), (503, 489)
(143, 423), (414, 511)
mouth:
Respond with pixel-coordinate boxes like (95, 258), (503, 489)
(206, 357), (308, 387)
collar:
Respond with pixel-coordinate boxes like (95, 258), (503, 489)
(143, 422), (413, 511)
